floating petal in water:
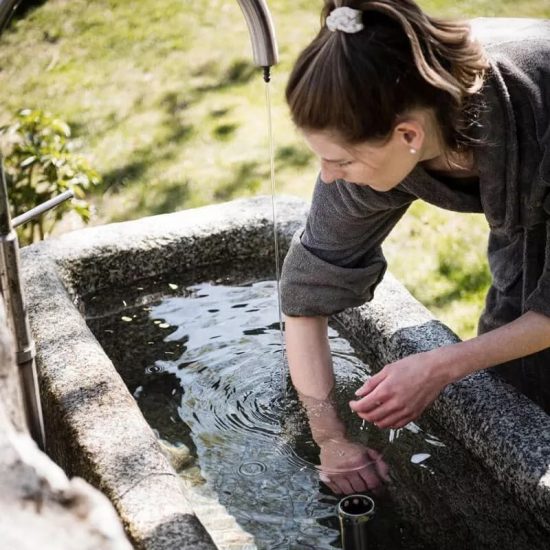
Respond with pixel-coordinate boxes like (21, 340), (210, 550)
(425, 438), (446, 448)
(411, 453), (431, 464)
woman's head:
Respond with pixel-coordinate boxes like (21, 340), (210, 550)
(304, 111), (435, 190)
(286, 0), (488, 185)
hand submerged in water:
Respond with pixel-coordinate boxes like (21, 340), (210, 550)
(318, 438), (390, 495)
(349, 350), (449, 429)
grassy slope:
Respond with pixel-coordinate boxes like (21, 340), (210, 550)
(1, 0), (548, 338)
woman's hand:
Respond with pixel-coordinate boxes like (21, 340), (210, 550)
(349, 350), (450, 429)
(350, 311), (550, 429)
(319, 439), (390, 495)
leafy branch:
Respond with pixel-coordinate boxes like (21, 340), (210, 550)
(0, 108), (100, 245)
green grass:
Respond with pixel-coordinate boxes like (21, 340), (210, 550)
(1, 0), (548, 339)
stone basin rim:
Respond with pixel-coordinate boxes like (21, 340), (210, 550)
(20, 195), (550, 547)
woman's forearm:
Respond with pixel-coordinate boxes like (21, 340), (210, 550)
(284, 315), (335, 399)
(441, 310), (550, 383)
(351, 311), (550, 429)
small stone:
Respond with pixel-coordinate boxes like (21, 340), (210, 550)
(121, 316), (132, 322)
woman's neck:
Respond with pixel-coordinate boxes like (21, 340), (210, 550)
(418, 112), (477, 177)
(421, 148), (477, 177)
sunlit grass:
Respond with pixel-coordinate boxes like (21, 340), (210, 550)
(1, 0), (547, 338)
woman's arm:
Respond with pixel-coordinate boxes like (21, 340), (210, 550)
(350, 310), (550, 428)
(284, 315), (334, 399)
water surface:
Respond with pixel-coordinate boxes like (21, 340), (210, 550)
(84, 271), (548, 549)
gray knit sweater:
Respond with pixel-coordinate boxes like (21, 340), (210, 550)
(280, 18), (550, 412)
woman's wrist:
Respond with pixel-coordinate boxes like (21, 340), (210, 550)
(424, 344), (471, 387)
(299, 392), (349, 444)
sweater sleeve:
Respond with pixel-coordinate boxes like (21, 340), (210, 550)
(280, 175), (416, 317)
(524, 220), (550, 319)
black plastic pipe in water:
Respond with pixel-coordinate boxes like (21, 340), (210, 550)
(338, 494), (376, 550)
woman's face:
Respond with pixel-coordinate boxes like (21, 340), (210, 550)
(302, 128), (421, 192)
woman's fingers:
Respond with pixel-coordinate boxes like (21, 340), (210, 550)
(348, 471), (370, 493)
(356, 466), (382, 491)
(353, 403), (412, 428)
(319, 473), (342, 495)
(350, 396), (405, 429)
(352, 352), (448, 428)
(322, 462), (389, 495)
(324, 472), (373, 495)
(319, 442), (392, 495)
(349, 391), (389, 415)
(374, 413), (411, 430)
(333, 476), (355, 495)
(367, 449), (391, 482)
(354, 371), (386, 398)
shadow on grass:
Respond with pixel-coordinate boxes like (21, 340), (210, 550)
(275, 144), (313, 169)
(213, 161), (265, 201)
(212, 122), (238, 141)
(209, 107), (232, 119)
(135, 180), (191, 217)
(195, 59), (257, 92)
(160, 91), (196, 144)
(161, 91), (192, 116)
(101, 158), (151, 192)
(100, 94), (195, 194)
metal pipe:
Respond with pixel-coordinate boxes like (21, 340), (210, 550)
(12, 189), (74, 228)
(0, 153), (11, 235)
(2, 233), (45, 448)
(236, 0), (279, 81)
(0, 155), (46, 449)
(338, 494), (376, 550)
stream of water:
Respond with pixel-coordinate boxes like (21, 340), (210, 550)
(264, 79), (286, 392)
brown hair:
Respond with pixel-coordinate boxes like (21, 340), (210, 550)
(286, 0), (489, 151)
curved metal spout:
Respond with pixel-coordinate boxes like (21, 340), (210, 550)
(236, 0), (279, 76)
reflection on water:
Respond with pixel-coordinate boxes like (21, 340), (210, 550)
(85, 275), (548, 550)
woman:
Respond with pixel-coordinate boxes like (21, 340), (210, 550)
(281, 0), (550, 441)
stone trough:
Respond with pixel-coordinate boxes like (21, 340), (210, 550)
(20, 196), (550, 548)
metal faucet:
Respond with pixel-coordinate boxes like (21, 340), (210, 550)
(0, 156), (73, 451)
(236, 0), (279, 82)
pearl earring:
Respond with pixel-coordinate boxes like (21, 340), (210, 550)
(409, 147), (417, 154)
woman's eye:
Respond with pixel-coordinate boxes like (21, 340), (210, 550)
(338, 161), (353, 167)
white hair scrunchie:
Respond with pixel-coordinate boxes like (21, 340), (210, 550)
(326, 6), (364, 34)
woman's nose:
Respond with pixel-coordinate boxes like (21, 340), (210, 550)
(320, 164), (340, 184)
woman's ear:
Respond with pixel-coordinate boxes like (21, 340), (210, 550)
(394, 119), (425, 153)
